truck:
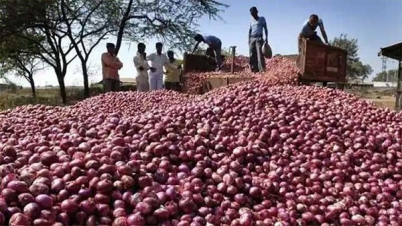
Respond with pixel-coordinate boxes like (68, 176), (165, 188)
(181, 40), (348, 93)
(291, 39), (348, 88)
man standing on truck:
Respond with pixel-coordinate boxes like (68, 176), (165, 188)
(192, 34), (222, 71)
(298, 14), (329, 52)
(249, 6), (268, 73)
(101, 43), (123, 92)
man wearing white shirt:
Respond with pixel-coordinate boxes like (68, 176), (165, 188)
(133, 43), (150, 92)
(147, 42), (169, 90)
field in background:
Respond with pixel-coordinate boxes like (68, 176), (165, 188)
(0, 86), (104, 110)
(0, 86), (397, 111)
(346, 88), (396, 110)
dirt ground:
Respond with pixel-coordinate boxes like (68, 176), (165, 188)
(345, 89), (396, 110)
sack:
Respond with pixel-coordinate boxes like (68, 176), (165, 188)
(262, 42), (272, 59)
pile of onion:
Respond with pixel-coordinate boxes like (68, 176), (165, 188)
(0, 59), (402, 225)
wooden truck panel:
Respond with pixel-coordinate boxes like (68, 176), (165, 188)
(299, 40), (348, 83)
(182, 53), (216, 74)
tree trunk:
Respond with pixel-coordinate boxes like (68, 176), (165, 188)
(82, 64), (90, 98)
(115, 0), (134, 55)
(57, 75), (67, 104)
(29, 76), (36, 98)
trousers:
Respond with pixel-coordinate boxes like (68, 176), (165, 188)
(136, 74), (149, 92)
(149, 72), (163, 91)
(103, 78), (120, 92)
(249, 36), (266, 72)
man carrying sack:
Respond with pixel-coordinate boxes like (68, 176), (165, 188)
(248, 6), (269, 73)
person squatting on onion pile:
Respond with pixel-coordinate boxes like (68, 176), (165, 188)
(133, 43), (151, 92)
(164, 51), (183, 92)
(101, 43), (123, 92)
(248, 6), (268, 73)
(146, 42), (171, 91)
(298, 14), (329, 52)
(192, 34), (223, 72)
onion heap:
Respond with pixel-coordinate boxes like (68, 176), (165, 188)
(0, 58), (402, 226)
(184, 56), (299, 95)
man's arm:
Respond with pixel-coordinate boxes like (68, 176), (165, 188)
(263, 18), (268, 43)
(101, 53), (109, 67)
(146, 53), (155, 61)
(192, 42), (200, 54)
(319, 22), (329, 44)
(146, 53), (157, 72)
(133, 56), (144, 71)
(102, 53), (121, 69)
(115, 57), (123, 69)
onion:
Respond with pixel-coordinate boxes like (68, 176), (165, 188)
(0, 55), (401, 225)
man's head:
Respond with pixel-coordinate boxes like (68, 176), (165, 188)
(106, 43), (115, 54)
(156, 42), (163, 54)
(308, 14), (319, 28)
(167, 50), (174, 60)
(137, 43), (146, 54)
(250, 6), (258, 18)
(194, 34), (204, 42)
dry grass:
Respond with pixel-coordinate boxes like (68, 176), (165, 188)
(0, 85), (398, 111)
(345, 89), (396, 110)
(0, 86), (103, 110)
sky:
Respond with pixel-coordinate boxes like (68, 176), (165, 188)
(8, 0), (402, 87)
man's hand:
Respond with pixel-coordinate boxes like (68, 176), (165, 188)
(138, 66), (144, 71)
(149, 67), (156, 72)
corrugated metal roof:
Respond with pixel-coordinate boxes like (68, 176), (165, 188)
(379, 42), (402, 61)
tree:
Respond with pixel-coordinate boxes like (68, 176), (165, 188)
(111, 0), (228, 55)
(0, 56), (44, 97)
(0, 27), (44, 97)
(60, 0), (117, 98)
(1, 0), (80, 104)
(1, 0), (227, 104)
(330, 34), (373, 81)
(372, 69), (399, 82)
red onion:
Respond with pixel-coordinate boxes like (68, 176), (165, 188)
(1, 55), (402, 225)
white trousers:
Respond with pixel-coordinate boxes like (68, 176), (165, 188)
(149, 72), (163, 90)
(136, 73), (149, 92)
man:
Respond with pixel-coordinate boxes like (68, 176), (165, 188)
(192, 34), (222, 71)
(101, 43), (123, 92)
(133, 43), (150, 92)
(147, 42), (170, 91)
(298, 14), (329, 52)
(249, 6), (268, 73)
(164, 50), (182, 92)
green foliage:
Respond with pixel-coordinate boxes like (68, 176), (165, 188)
(111, 0), (228, 54)
(330, 34), (373, 81)
(372, 69), (399, 82)
(0, 0), (227, 105)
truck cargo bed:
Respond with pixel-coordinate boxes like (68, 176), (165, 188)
(298, 40), (347, 83)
